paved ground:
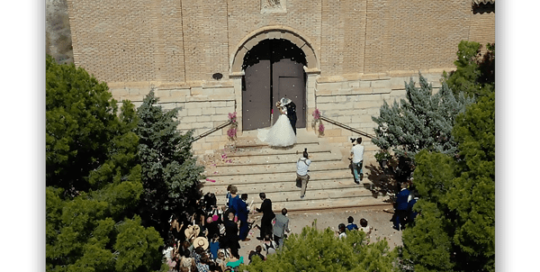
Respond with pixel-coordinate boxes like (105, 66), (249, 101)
(236, 206), (402, 262)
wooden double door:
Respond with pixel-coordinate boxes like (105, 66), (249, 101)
(242, 39), (306, 131)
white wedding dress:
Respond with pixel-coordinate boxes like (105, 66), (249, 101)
(257, 107), (296, 147)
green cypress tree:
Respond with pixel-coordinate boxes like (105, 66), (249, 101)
(46, 55), (166, 271)
(135, 89), (205, 236)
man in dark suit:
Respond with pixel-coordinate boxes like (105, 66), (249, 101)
(394, 182), (410, 230)
(281, 97), (297, 135)
(224, 211), (241, 258)
(237, 194), (250, 241)
(255, 192), (275, 240)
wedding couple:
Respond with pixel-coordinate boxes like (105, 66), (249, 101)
(257, 97), (297, 147)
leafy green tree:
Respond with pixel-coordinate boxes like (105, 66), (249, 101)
(443, 41), (495, 98)
(371, 73), (474, 183)
(46, 54), (128, 194)
(400, 89), (495, 272)
(46, 187), (167, 272)
(135, 90), (205, 236)
(241, 222), (397, 272)
(46, 56), (167, 271)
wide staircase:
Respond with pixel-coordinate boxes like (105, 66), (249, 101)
(200, 129), (390, 213)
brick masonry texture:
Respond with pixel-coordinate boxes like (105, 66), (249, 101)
(66, 0), (494, 154)
(67, 0), (493, 82)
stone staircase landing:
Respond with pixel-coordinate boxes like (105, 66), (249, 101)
(200, 128), (390, 213)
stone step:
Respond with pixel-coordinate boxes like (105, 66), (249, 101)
(214, 152), (342, 167)
(202, 177), (363, 196)
(234, 141), (321, 152)
(270, 195), (392, 212)
(213, 187), (389, 212)
(233, 130), (321, 152)
(202, 169), (356, 185)
(200, 128), (386, 213)
(205, 160), (349, 176)
(213, 186), (374, 206)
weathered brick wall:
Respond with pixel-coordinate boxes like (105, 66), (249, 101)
(181, 0), (229, 82)
(364, 0), (471, 74)
(67, 0), (494, 82)
(320, 0), (367, 75)
(156, 0), (187, 82)
(67, 0), (157, 82)
(226, 0), (322, 59)
(469, 10), (495, 51)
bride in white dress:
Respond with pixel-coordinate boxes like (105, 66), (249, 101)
(257, 101), (296, 147)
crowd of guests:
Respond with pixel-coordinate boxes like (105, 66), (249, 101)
(162, 183), (395, 272)
(162, 185), (290, 272)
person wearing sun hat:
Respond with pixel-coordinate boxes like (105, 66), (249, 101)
(193, 236), (209, 251)
(184, 224), (201, 242)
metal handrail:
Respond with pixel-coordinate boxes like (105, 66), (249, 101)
(191, 120), (233, 142)
(319, 115), (376, 139)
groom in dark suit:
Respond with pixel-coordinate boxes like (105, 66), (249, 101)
(281, 98), (297, 135)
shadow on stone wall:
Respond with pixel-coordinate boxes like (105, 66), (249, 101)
(46, 0), (73, 64)
(472, 3), (495, 14)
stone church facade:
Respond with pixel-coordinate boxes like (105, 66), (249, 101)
(66, 0), (494, 160)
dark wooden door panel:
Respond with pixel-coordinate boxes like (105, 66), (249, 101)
(277, 76), (306, 128)
(242, 39), (307, 131)
(272, 59), (306, 128)
(243, 60), (271, 130)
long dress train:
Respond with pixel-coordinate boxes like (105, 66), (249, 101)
(257, 114), (296, 147)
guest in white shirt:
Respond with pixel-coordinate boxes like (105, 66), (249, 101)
(296, 148), (311, 199)
(337, 223), (347, 239)
(359, 218), (373, 241)
(349, 137), (365, 184)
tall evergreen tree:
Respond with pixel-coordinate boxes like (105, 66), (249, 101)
(46, 55), (166, 271)
(443, 41), (495, 99)
(46, 54), (129, 194)
(372, 73), (474, 161)
(242, 223), (397, 272)
(400, 82), (495, 272)
(135, 90), (205, 237)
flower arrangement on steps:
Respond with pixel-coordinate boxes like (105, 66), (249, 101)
(227, 112), (237, 141)
(311, 108), (325, 136)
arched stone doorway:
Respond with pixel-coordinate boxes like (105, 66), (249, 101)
(242, 39), (307, 131)
(229, 27), (320, 133)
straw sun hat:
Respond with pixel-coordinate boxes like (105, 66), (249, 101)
(184, 225), (200, 241)
(193, 236), (209, 250)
